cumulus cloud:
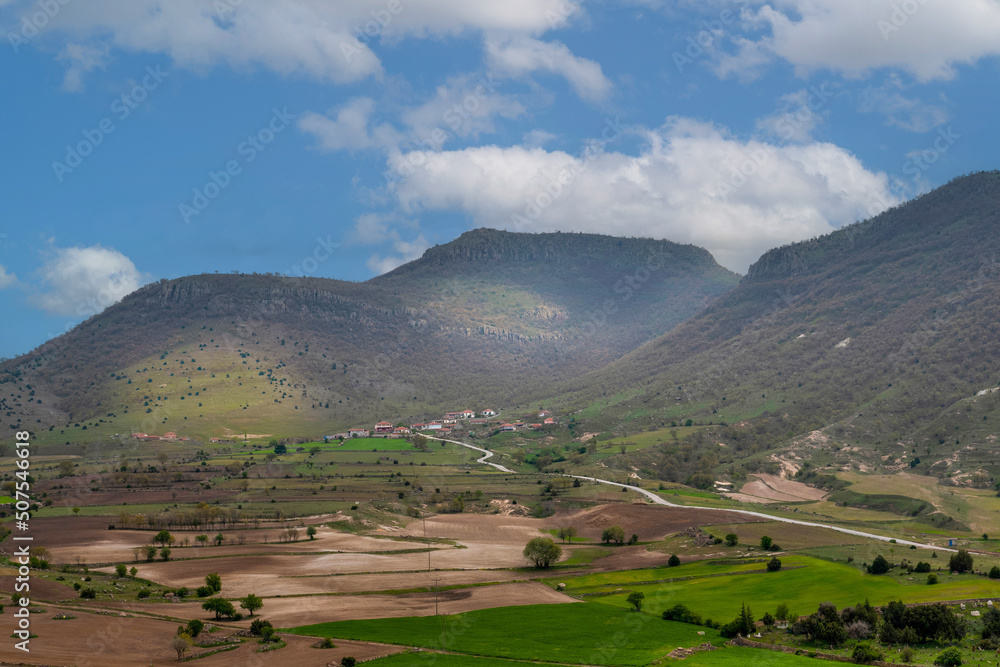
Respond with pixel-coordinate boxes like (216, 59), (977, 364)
(712, 0), (1000, 81)
(58, 42), (110, 92)
(858, 78), (950, 133)
(9, 0), (581, 88)
(0, 264), (16, 289)
(485, 35), (612, 102)
(388, 117), (898, 272)
(299, 97), (399, 152)
(34, 245), (147, 317)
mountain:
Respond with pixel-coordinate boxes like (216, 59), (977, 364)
(0, 229), (738, 442)
(557, 171), (1000, 485)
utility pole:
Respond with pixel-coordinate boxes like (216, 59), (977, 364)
(432, 577), (440, 616)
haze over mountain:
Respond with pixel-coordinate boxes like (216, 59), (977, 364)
(0, 229), (737, 441)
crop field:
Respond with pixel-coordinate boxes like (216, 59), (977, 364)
(287, 603), (716, 666)
(569, 555), (1000, 620)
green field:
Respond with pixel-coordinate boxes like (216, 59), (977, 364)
(365, 648), (832, 667)
(287, 603), (716, 666)
(307, 438), (421, 451)
(566, 555), (1000, 620)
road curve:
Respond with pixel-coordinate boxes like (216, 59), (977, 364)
(431, 434), (955, 553)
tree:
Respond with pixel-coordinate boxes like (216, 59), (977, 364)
(668, 554), (681, 567)
(989, 565), (1000, 579)
(273, 442), (286, 455)
(761, 612), (775, 628)
(57, 460), (75, 477)
(145, 545), (157, 562)
(115, 563), (127, 578)
(202, 598), (237, 620)
(214, 533), (225, 546)
(185, 619), (204, 638)
(662, 604), (702, 625)
(720, 603), (755, 638)
(171, 635), (191, 660)
(205, 572), (222, 592)
(766, 556), (782, 572)
(307, 526), (317, 540)
(195, 534), (209, 546)
(249, 619), (273, 636)
(981, 606), (1000, 639)
(627, 533), (639, 545)
(869, 555), (890, 574)
(601, 525), (625, 545)
(760, 535), (773, 550)
(914, 561), (931, 573)
(153, 530), (174, 546)
(949, 549), (973, 574)
(160, 547), (171, 561)
(240, 593), (263, 617)
(775, 603), (791, 624)
(927, 573), (938, 584)
(851, 641), (884, 664)
(523, 537), (562, 568)
(341, 658), (357, 667)
(933, 647), (963, 666)
(724, 533), (739, 547)
(626, 591), (645, 611)
(129, 566), (137, 578)
(557, 526), (578, 543)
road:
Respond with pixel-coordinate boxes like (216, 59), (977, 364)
(432, 435), (955, 553)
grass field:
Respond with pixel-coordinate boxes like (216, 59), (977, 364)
(286, 603), (716, 666)
(304, 438), (420, 451)
(574, 555), (1000, 620)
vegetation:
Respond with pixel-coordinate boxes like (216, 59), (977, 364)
(523, 537), (562, 568)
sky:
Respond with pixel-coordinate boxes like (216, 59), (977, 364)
(1, 0), (999, 359)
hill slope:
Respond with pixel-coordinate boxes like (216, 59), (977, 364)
(558, 171), (1000, 483)
(0, 229), (738, 442)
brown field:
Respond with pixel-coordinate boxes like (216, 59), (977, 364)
(732, 473), (828, 503)
(1, 609), (401, 666)
(701, 521), (881, 551)
(551, 502), (753, 541)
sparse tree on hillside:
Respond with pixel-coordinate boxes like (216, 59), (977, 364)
(760, 535), (773, 550)
(627, 591), (645, 611)
(556, 526), (578, 543)
(869, 555), (890, 575)
(523, 537), (562, 568)
(949, 549), (973, 574)
(601, 525), (625, 545)
(724, 533), (739, 547)
(205, 572), (222, 593)
(668, 554), (681, 567)
(307, 526), (317, 540)
(154, 530), (174, 546)
(214, 533), (225, 546)
(171, 634), (191, 660)
(240, 593), (263, 617)
(201, 597), (237, 620)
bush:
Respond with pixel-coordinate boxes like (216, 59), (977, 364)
(914, 561), (931, 573)
(662, 604), (702, 625)
(868, 555), (890, 574)
(341, 658), (357, 667)
(196, 586), (213, 597)
(319, 637), (336, 649)
(851, 641), (884, 664)
(949, 549), (974, 574)
(927, 573), (938, 584)
(115, 563), (127, 577)
(724, 533), (739, 547)
(900, 646), (915, 663)
(601, 525), (625, 545)
(185, 619), (204, 638)
(79, 588), (96, 599)
(668, 554), (681, 567)
(522, 537), (562, 568)
(249, 619), (273, 637)
(760, 535), (773, 550)
(137, 588), (151, 599)
(934, 647), (963, 666)
(766, 556), (782, 572)
(989, 565), (1000, 579)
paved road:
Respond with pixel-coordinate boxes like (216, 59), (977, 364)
(432, 434), (955, 553)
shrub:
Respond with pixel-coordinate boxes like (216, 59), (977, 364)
(662, 604), (702, 625)
(851, 641), (884, 664)
(846, 620), (871, 640)
(341, 658), (357, 667)
(185, 619), (204, 638)
(668, 554), (681, 567)
(114, 563), (127, 577)
(79, 588), (96, 599)
(868, 555), (890, 574)
(949, 549), (973, 574)
(137, 588), (151, 599)
(934, 647), (963, 666)
(196, 586), (213, 597)
(249, 619), (273, 636)
(914, 561), (931, 573)
(900, 646), (915, 663)
(766, 556), (782, 572)
(724, 533), (739, 547)
(989, 565), (1000, 579)
(927, 573), (938, 584)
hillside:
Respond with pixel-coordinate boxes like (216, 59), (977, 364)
(0, 229), (738, 443)
(557, 171), (1000, 486)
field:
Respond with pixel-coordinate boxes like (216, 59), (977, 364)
(287, 603), (715, 666)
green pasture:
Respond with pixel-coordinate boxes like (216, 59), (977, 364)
(572, 555), (1000, 620)
(286, 603), (716, 666)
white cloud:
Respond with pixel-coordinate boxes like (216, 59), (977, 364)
(12, 0), (582, 88)
(485, 35), (612, 102)
(347, 213), (428, 275)
(388, 117), (898, 273)
(755, 87), (832, 142)
(719, 1), (1000, 81)
(858, 78), (950, 133)
(0, 264), (16, 289)
(299, 97), (399, 152)
(58, 42), (110, 92)
(34, 245), (148, 317)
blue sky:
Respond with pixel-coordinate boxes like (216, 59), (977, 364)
(2, 0), (999, 359)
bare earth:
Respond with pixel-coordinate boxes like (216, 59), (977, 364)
(732, 473), (828, 503)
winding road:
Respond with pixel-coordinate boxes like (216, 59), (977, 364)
(429, 435), (956, 553)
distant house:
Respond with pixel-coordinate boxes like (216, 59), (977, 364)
(538, 411), (552, 417)
(530, 423), (543, 429)
(425, 422), (443, 430)
(513, 422), (526, 428)
(411, 423), (427, 431)
(348, 428), (370, 437)
(442, 418), (457, 424)
(444, 412), (462, 420)
(500, 423), (516, 432)
(374, 421), (393, 434)
(481, 409), (497, 417)
(438, 427), (452, 435)
(459, 410), (475, 419)
(394, 426), (411, 435)
(163, 432), (179, 441)
(209, 437), (220, 443)
(468, 418), (488, 425)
